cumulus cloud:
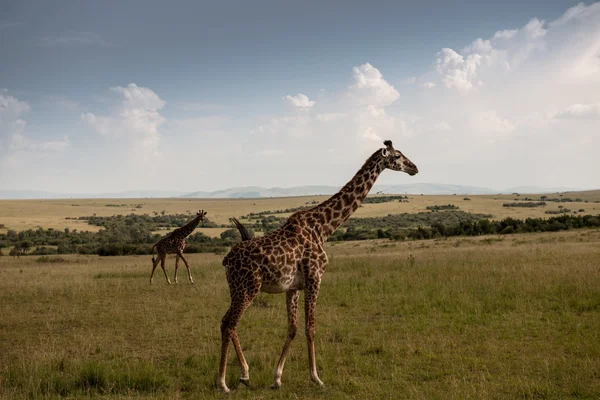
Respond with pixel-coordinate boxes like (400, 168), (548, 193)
(349, 63), (400, 106)
(82, 83), (166, 158)
(431, 4), (600, 92)
(283, 93), (315, 109)
(555, 103), (600, 120)
(435, 48), (483, 91)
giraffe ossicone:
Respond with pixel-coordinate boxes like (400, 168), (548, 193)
(150, 209), (207, 284)
(217, 140), (418, 392)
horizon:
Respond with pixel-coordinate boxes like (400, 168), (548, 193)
(1, 1), (599, 193)
(0, 182), (595, 200)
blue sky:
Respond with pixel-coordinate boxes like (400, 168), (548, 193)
(1, 1), (599, 194)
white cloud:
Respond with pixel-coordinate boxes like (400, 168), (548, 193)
(555, 103), (600, 120)
(462, 38), (493, 54)
(283, 93), (315, 109)
(82, 83), (166, 158)
(492, 29), (518, 40)
(421, 82), (436, 88)
(349, 63), (400, 106)
(110, 83), (166, 110)
(0, 92), (69, 153)
(40, 31), (108, 46)
(363, 127), (382, 141)
(469, 111), (516, 140)
(435, 48), (482, 91)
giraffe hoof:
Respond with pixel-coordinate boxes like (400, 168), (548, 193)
(239, 377), (250, 386)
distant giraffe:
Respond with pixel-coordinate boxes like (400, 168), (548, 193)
(150, 210), (207, 284)
(217, 140), (418, 392)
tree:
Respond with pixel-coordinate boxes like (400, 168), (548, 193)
(220, 229), (241, 241)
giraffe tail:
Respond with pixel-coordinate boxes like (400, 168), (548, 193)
(230, 218), (252, 241)
(151, 243), (157, 263)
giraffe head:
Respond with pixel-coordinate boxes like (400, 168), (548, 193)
(197, 209), (208, 221)
(381, 140), (418, 176)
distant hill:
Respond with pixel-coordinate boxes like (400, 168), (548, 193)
(180, 183), (584, 198)
(502, 186), (580, 194)
(1, 184), (593, 200)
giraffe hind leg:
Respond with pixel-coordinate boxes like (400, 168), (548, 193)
(160, 254), (171, 284)
(174, 255), (180, 284)
(150, 254), (162, 284)
(218, 278), (260, 392)
(231, 329), (249, 384)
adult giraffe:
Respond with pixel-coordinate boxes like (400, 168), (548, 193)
(218, 140), (418, 392)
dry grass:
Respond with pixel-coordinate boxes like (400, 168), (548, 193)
(1, 229), (599, 398)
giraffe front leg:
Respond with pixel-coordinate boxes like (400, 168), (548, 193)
(178, 252), (194, 284)
(305, 280), (324, 386)
(272, 290), (300, 389)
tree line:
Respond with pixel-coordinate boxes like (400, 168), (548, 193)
(1, 212), (599, 257)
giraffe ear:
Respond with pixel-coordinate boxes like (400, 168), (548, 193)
(381, 148), (389, 157)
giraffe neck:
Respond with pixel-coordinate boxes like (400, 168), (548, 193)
(312, 149), (385, 239)
(174, 215), (202, 238)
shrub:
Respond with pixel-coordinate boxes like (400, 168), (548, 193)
(503, 202), (546, 208)
(32, 246), (58, 255)
(36, 256), (68, 263)
(426, 204), (459, 211)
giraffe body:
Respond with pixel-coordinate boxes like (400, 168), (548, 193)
(218, 141), (418, 392)
(150, 210), (207, 284)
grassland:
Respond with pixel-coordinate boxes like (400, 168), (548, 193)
(1, 190), (599, 237)
(1, 229), (599, 399)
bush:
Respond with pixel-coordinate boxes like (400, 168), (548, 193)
(503, 202), (546, 208)
(426, 204), (459, 211)
(31, 246), (58, 255)
(36, 256), (68, 263)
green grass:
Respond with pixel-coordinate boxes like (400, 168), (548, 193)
(1, 230), (600, 398)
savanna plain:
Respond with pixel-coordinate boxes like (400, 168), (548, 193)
(1, 192), (600, 399)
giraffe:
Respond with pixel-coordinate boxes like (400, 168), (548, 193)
(217, 140), (418, 392)
(150, 210), (207, 284)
